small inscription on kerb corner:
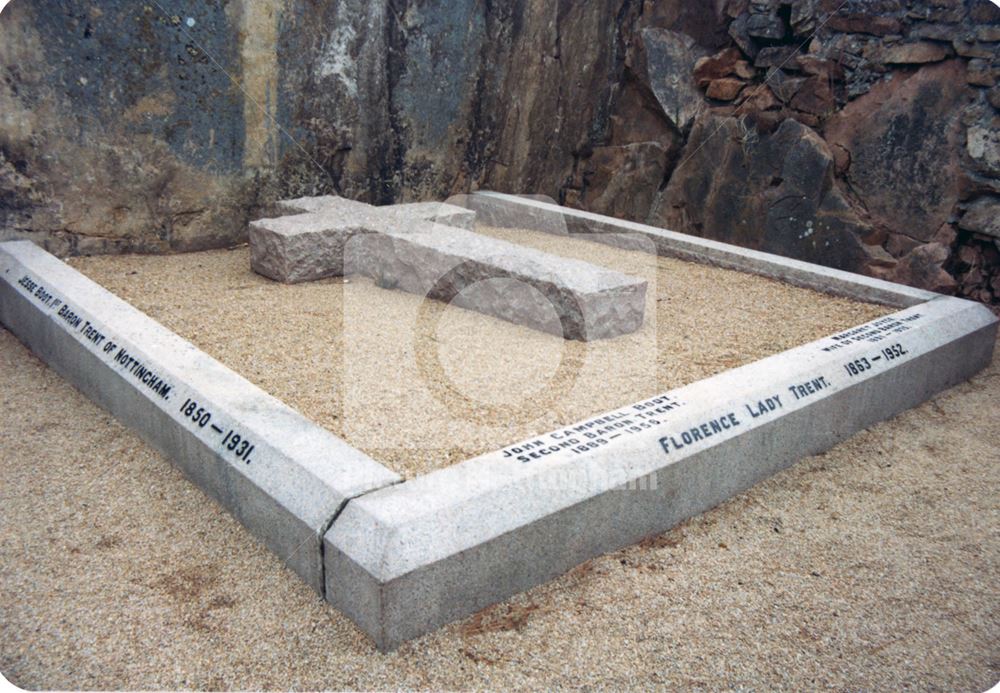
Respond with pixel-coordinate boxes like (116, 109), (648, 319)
(821, 313), (923, 352)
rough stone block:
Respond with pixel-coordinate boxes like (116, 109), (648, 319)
(250, 196), (647, 341)
(249, 213), (367, 283)
(276, 195), (477, 230)
(390, 202), (478, 230)
(349, 221), (647, 341)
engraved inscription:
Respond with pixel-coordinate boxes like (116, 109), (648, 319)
(657, 412), (741, 454)
(15, 270), (259, 465)
(787, 376), (831, 400)
(501, 393), (685, 463)
(821, 313), (923, 352)
(180, 398), (256, 464)
(744, 394), (783, 419)
(844, 342), (909, 378)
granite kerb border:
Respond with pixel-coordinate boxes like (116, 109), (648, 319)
(464, 192), (938, 309)
(0, 240), (401, 594)
(1, 195), (996, 652)
(322, 294), (997, 648)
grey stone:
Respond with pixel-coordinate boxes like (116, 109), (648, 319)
(250, 196), (648, 341)
(746, 11), (786, 40)
(768, 69), (806, 103)
(966, 105), (1000, 177)
(325, 294), (997, 649)
(0, 240), (400, 593)
(755, 46), (800, 69)
(908, 23), (961, 41)
(789, 0), (818, 36)
(728, 13), (760, 59)
(966, 59), (997, 87)
(640, 28), (706, 132)
(952, 39), (999, 60)
(988, 87), (1000, 111)
(977, 25), (1000, 43)
(959, 197), (1000, 239)
(250, 212), (367, 284)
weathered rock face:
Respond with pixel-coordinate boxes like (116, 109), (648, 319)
(653, 116), (877, 272)
(824, 60), (973, 244)
(1, 0), (999, 305)
(0, 1), (260, 254)
(638, 28), (706, 132)
(474, 0), (634, 201)
(569, 142), (672, 222)
(0, 0), (634, 252)
(625, 0), (1000, 304)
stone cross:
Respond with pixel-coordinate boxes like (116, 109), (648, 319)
(249, 196), (647, 341)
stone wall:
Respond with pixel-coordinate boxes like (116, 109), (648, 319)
(0, 0), (997, 304)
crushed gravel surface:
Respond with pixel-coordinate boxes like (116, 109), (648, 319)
(64, 230), (887, 477)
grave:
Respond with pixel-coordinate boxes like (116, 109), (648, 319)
(69, 224), (889, 478)
(249, 196), (648, 341)
(0, 193), (996, 651)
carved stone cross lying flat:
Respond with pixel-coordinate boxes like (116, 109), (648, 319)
(249, 196), (646, 341)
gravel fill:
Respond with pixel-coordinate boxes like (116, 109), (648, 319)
(64, 228), (887, 477)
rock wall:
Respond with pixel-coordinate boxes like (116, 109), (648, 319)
(0, 0), (998, 304)
(607, 0), (1000, 304)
